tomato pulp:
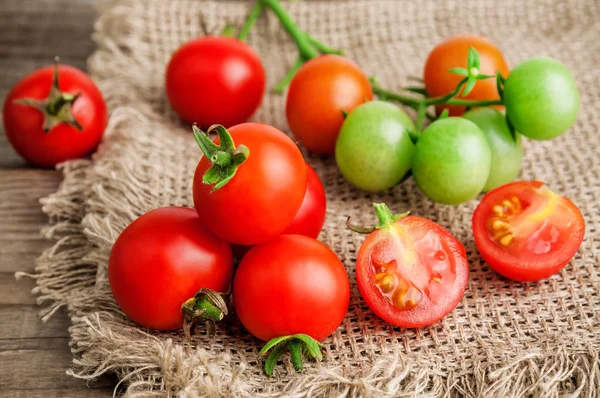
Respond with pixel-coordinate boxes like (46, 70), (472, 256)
(352, 204), (468, 328)
(473, 181), (585, 282)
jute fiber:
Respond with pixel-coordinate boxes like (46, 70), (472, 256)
(25, 0), (600, 396)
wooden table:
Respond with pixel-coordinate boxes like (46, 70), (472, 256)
(0, 0), (114, 396)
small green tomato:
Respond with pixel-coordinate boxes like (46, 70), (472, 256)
(412, 117), (491, 204)
(335, 101), (415, 192)
(463, 107), (523, 192)
(503, 57), (579, 140)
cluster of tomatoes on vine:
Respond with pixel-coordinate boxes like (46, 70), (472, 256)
(2, 0), (585, 376)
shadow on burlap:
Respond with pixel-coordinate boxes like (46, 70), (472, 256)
(25, 0), (600, 396)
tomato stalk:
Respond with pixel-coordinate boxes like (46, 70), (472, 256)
(192, 124), (250, 191)
(347, 203), (409, 234)
(181, 288), (229, 338)
(238, 1), (264, 41)
(259, 333), (323, 376)
(13, 56), (83, 133)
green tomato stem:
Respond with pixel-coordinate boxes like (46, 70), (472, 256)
(259, 0), (319, 60)
(307, 34), (343, 55)
(238, 1), (263, 41)
(274, 58), (303, 93)
(181, 288), (229, 339)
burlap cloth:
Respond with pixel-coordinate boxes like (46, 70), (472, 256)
(28, 0), (600, 396)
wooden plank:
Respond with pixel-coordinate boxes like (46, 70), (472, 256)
(0, 305), (71, 339)
(0, 273), (38, 305)
(1, 389), (114, 398)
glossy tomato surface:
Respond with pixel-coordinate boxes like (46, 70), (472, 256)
(108, 207), (233, 331)
(233, 235), (350, 341)
(193, 123), (307, 245)
(3, 65), (107, 168)
(503, 57), (579, 140)
(286, 55), (372, 154)
(356, 215), (468, 328)
(282, 163), (327, 238)
(473, 181), (585, 282)
(424, 35), (509, 116)
(165, 37), (266, 128)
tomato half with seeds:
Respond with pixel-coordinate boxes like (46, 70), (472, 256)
(473, 181), (585, 282)
(350, 203), (468, 328)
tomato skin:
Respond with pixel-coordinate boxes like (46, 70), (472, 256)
(356, 215), (468, 328)
(286, 55), (373, 154)
(108, 207), (233, 331)
(473, 181), (585, 282)
(282, 163), (327, 238)
(3, 65), (107, 168)
(233, 235), (350, 341)
(503, 57), (579, 140)
(424, 35), (509, 116)
(165, 37), (266, 128)
(193, 123), (307, 245)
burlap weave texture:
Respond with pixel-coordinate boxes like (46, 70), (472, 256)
(31, 0), (600, 396)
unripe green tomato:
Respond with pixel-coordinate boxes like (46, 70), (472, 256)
(335, 101), (415, 192)
(503, 57), (579, 140)
(462, 107), (523, 192)
(412, 117), (491, 204)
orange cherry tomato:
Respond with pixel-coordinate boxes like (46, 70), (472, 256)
(424, 35), (509, 116)
(286, 55), (373, 154)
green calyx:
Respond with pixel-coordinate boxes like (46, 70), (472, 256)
(260, 334), (323, 376)
(193, 124), (249, 191)
(14, 56), (83, 133)
(181, 288), (229, 339)
(346, 203), (409, 234)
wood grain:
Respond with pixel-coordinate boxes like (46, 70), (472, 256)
(0, 0), (115, 396)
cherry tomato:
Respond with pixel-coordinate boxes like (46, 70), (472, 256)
(351, 204), (468, 328)
(503, 57), (579, 140)
(108, 207), (233, 331)
(462, 107), (523, 192)
(282, 163), (326, 238)
(231, 163), (326, 260)
(286, 55), (373, 154)
(424, 35), (509, 116)
(473, 181), (585, 282)
(3, 62), (107, 168)
(193, 123), (307, 245)
(336, 101), (415, 192)
(165, 37), (266, 128)
(412, 117), (491, 204)
(233, 234), (350, 341)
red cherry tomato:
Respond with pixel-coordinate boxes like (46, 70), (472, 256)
(352, 204), (468, 328)
(233, 235), (350, 341)
(424, 35), (509, 116)
(3, 63), (107, 168)
(165, 37), (266, 128)
(473, 181), (585, 282)
(193, 123), (307, 245)
(108, 207), (233, 331)
(286, 55), (373, 154)
(231, 162), (326, 260)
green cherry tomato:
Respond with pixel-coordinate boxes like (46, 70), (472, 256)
(335, 101), (415, 192)
(504, 57), (579, 140)
(412, 117), (491, 204)
(463, 107), (523, 192)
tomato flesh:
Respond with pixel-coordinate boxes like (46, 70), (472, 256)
(473, 181), (585, 281)
(357, 216), (468, 328)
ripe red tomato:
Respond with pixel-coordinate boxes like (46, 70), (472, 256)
(3, 63), (107, 168)
(231, 162), (326, 260)
(193, 123), (307, 245)
(108, 207), (233, 331)
(424, 35), (509, 116)
(353, 204), (468, 328)
(233, 235), (350, 341)
(473, 181), (585, 282)
(286, 55), (373, 154)
(165, 37), (266, 128)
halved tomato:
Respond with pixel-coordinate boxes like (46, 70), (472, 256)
(351, 203), (468, 328)
(473, 181), (585, 282)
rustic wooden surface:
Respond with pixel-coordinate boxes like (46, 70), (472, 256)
(0, 0), (116, 396)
